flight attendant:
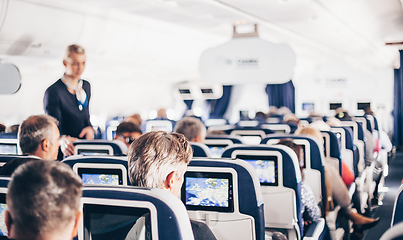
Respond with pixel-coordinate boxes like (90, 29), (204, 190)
(44, 44), (94, 155)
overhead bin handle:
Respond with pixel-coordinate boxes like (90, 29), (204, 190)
(233, 23), (259, 38)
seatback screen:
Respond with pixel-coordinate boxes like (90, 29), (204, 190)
(236, 155), (278, 186)
(207, 144), (227, 158)
(84, 204), (151, 240)
(0, 195), (7, 238)
(78, 168), (123, 185)
(0, 143), (17, 155)
(182, 172), (234, 213)
(77, 149), (110, 155)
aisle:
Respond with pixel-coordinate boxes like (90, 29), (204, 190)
(362, 152), (403, 240)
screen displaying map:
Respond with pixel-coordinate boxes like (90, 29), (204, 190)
(0, 144), (17, 154)
(82, 174), (119, 185)
(244, 160), (276, 184)
(185, 177), (229, 207)
(0, 203), (7, 236)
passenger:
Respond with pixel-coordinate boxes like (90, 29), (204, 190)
(156, 108), (168, 119)
(0, 115), (62, 176)
(294, 126), (379, 230)
(254, 111), (267, 123)
(5, 124), (19, 134)
(127, 131), (217, 240)
(277, 139), (320, 232)
(44, 44), (94, 140)
(0, 123), (5, 133)
(174, 117), (206, 143)
(5, 160), (83, 240)
(125, 113), (142, 127)
(114, 122), (142, 150)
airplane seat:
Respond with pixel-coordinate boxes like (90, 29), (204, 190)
(205, 118), (229, 128)
(61, 155), (129, 185)
(103, 116), (125, 140)
(80, 186), (194, 240)
(0, 155), (35, 171)
(261, 135), (326, 212)
(190, 142), (211, 157)
(260, 123), (292, 134)
(143, 119), (175, 133)
(379, 221), (403, 240)
(391, 184), (403, 226)
(0, 133), (17, 139)
(321, 131), (342, 175)
(0, 133), (20, 155)
(72, 139), (127, 156)
(183, 157), (265, 240)
(0, 177), (9, 239)
(224, 127), (275, 145)
(204, 135), (244, 158)
(221, 145), (329, 240)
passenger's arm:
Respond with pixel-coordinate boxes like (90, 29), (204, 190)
(301, 183), (321, 223)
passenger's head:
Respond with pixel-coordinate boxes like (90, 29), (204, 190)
(125, 113), (142, 126)
(63, 44), (86, 79)
(128, 131), (192, 197)
(335, 111), (352, 121)
(254, 111), (266, 120)
(277, 139), (304, 179)
(294, 126), (322, 142)
(283, 113), (300, 125)
(114, 122), (142, 149)
(19, 115), (60, 160)
(6, 124), (19, 134)
(174, 117), (206, 143)
(6, 160), (83, 240)
(0, 123), (6, 133)
(157, 108), (167, 119)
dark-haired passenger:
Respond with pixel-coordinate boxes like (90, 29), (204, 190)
(114, 122), (142, 151)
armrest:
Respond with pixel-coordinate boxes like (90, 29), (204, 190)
(380, 222), (403, 240)
(303, 218), (326, 240)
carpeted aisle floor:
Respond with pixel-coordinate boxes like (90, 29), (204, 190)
(362, 152), (403, 240)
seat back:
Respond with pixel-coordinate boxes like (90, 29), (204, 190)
(380, 221), (403, 240)
(321, 131), (342, 174)
(331, 127), (358, 177)
(261, 135), (325, 209)
(0, 177), (9, 239)
(73, 140), (127, 156)
(225, 127), (275, 145)
(80, 186), (194, 240)
(204, 135), (243, 158)
(222, 145), (302, 239)
(144, 119), (174, 133)
(0, 133), (20, 155)
(260, 124), (292, 134)
(392, 184), (403, 226)
(183, 157), (264, 240)
(62, 155), (129, 185)
(190, 142), (211, 157)
(340, 121), (366, 172)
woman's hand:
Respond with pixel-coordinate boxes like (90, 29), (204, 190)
(79, 126), (95, 140)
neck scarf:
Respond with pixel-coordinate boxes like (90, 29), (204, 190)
(61, 74), (88, 111)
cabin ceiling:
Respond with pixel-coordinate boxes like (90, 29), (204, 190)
(69, 0), (403, 69)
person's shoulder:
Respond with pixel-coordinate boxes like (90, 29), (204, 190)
(45, 79), (63, 92)
(82, 79), (91, 87)
(190, 220), (217, 240)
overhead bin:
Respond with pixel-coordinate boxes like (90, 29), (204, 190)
(199, 24), (296, 85)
